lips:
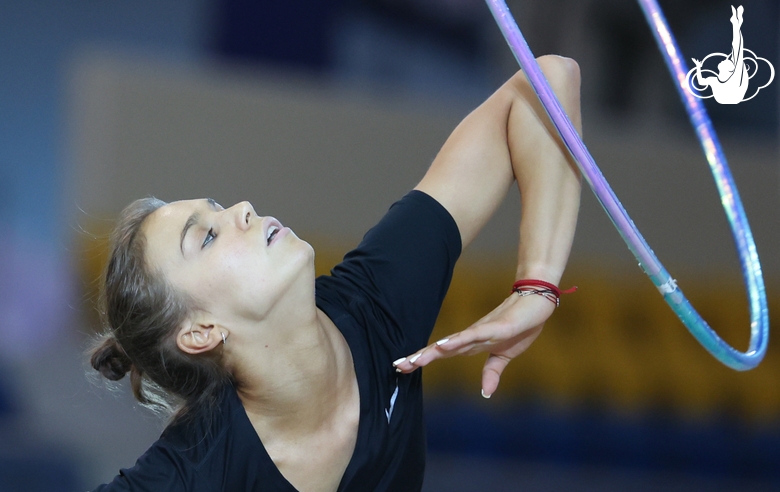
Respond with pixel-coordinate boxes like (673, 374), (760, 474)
(263, 218), (283, 246)
(267, 226), (279, 245)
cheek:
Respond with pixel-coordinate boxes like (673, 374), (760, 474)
(200, 252), (275, 313)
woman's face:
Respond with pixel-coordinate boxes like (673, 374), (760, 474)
(142, 198), (313, 324)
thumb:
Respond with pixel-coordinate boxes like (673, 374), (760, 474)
(481, 353), (511, 399)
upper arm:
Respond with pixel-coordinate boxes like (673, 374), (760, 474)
(326, 191), (461, 351)
(413, 79), (517, 250)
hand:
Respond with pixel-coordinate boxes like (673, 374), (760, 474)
(393, 292), (556, 398)
(691, 58), (702, 68)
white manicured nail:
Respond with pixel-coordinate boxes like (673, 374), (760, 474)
(436, 338), (450, 346)
(392, 357), (406, 366)
(409, 353), (421, 364)
(481, 389), (492, 399)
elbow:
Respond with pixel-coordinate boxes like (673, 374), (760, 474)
(536, 55), (581, 107)
(506, 55), (582, 130)
(537, 55), (581, 89)
(507, 55), (580, 97)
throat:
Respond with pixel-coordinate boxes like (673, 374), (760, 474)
(239, 308), (358, 435)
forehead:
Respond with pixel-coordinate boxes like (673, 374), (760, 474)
(144, 199), (202, 235)
(142, 199), (204, 266)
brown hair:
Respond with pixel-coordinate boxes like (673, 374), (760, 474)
(90, 197), (231, 421)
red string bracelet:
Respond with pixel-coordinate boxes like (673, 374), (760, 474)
(511, 279), (577, 307)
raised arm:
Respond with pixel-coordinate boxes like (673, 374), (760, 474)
(692, 58), (711, 88)
(394, 55), (582, 396)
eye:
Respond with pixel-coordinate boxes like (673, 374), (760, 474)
(202, 228), (216, 248)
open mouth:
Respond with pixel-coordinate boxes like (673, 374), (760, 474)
(267, 226), (279, 245)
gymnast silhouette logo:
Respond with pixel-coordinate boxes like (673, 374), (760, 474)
(685, 5), (774, 104)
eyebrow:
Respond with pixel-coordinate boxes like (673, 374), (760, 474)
(180, 212), (200, 256)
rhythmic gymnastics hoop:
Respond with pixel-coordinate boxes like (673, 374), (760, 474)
(485, 0), (769, 370)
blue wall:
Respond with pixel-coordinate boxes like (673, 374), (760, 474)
(0, 0), (207, 244)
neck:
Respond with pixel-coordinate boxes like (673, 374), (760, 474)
(233, 303), (355, 436)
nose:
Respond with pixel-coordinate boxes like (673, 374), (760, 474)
(229, 201), (256, 230)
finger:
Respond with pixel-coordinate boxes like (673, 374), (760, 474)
(434, 320), (515, 354)
(392, 338), (448, 373)
(393, 336), (467, 374)
(392, 327), (489, 374)
(408, 322), (521, 376)
(392, 350), (424, 373)
(481, 353), (511, 398)
(406, 338), (466, 370)
(393, 294), (550, 373)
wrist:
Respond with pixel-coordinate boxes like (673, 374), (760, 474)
(515, 264), (563, 285)
(511, 278), (577, 307)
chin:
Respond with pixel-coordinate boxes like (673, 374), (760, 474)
(287, 233), (316, 273)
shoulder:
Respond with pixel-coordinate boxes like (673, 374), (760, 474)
(91, 439), (187, 492)
(159, 385), (244, 462)
(315, 190), (461, 353)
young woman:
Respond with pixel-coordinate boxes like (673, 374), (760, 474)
(91, 55), (582, 492)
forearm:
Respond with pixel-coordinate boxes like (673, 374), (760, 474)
(514, 158), (581, 285)
(414, 56), (582, 280)
(508, 61), (582, 285)
(397, 57), (584, 387)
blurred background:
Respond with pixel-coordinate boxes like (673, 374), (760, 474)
(0, 0), (778, 490)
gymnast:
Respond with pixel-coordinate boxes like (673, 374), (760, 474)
(90, 54), (582, 491)
(691, 5), (748, 104)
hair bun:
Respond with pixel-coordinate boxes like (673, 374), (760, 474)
(91, 336), (133, 381)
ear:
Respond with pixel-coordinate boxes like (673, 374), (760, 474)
(176, 321), (226, 355)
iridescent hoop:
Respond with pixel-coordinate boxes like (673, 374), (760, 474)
(485, 0), (769, 370)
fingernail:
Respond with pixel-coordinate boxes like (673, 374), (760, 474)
(481, 389), (492, 399)
(409, 353), (421, 364)
(435, 338), (450, 346)
(396, 368), (402, 373)
(392, 357), (406, 366)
